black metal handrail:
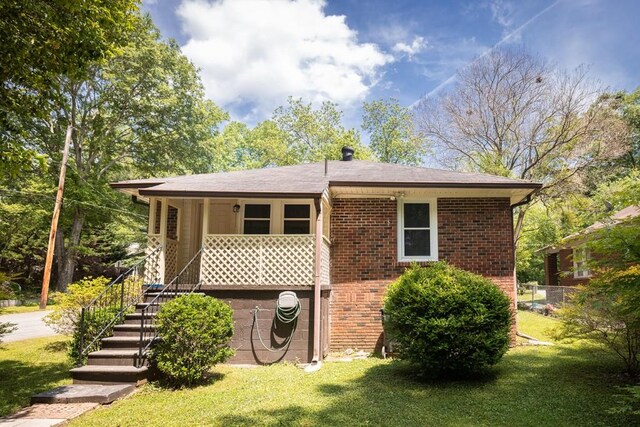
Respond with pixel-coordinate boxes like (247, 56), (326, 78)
(77, 245), (162, 363)
(136, 248), (203, 367)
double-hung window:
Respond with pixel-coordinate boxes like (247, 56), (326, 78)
(243, 204), (271, 234)
(573, 246), (590, 278)
(283, 204), (311, 234)
(398, 200), (438, 261)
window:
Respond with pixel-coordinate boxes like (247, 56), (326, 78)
(283, 204), (311, 234)
(573, 246), (590, 278)
(398, 200), (438, 261)
(243, 204), (271, 234)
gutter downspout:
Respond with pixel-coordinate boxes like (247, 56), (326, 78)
(306, 197), (323, 372)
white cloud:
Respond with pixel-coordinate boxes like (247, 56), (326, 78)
(176, 0), (392, 118)
(392, 36), (427, 59)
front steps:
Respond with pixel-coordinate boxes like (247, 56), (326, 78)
(69, 290), (203, 385)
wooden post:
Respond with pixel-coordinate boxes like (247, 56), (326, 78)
(40, 125), (73, 309)
(312, 198), (323, 362)
(200, 199), (209, 282)
(159, 198), (168, 282)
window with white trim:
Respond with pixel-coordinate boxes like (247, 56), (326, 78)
(283, 204), (311, 234)
(243, 204), (271, 234)
(573, 246), (590, 278)
(398, 200), (438, 261)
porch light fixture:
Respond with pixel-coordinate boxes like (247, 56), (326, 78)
(233, 204), (241, 213)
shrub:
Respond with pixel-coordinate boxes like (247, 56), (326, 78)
(151, 294), (234, 387)
(384, 262), (513, 378)
(0, 320), (17, 344)
(44, 276), (142, 364)
(557, 265), (640, 376)
(44, 277), (111, 335)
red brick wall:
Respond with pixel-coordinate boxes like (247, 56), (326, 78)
(557, 248), (590, 287)
(153, 201), (178, 240)
(329, 197), (515, 352)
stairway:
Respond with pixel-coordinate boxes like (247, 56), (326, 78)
(70, 291), (180, 385)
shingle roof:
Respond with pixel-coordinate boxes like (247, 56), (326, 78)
(111, 160), (542, 198)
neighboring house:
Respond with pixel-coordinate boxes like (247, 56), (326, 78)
(543, 205), (640, 287)
(108, 147), (541, 365)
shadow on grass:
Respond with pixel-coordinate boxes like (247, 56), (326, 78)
(220, 344), (633, 427)
(0, 358), (71, 417)
(147, 368), (226, 390)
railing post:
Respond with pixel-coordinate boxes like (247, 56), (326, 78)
(78, 307), (86, 364)
(138, 309), (145, 368)
(119, 277), (125, 322)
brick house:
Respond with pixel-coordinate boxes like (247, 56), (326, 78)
(543, 205), (640, 288)
(69, 147), (542, 383)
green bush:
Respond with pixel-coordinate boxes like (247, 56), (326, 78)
(151, 294), (234, 387)
(0, 320), (17, 344)
(44, 276), (142, 364)
(384, 262), (513, 378)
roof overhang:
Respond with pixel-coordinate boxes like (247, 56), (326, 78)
(329, 184), (539, 205)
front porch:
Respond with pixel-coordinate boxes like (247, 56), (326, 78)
(143, 196), (331, 288)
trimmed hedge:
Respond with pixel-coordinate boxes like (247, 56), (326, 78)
(384, 262), (513, 378)
(151, 294), (234, 387)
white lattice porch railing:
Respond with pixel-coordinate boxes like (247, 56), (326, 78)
(201, 234), (316, 286)
(321, 237), (331, 287)
(164, 238), (178, 282)
(144, 234), (179, 284)
(145, 234), (162, 284)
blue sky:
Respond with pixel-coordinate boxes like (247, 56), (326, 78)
(144, 0), (640, 128)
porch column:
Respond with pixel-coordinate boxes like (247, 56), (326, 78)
(200, 199), (210, 283)
(159, 197), (169, 282)
(148, 197), (157, 234)
(311, 198), (323, 364)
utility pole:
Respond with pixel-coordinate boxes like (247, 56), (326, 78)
(40, 125), (73, 309)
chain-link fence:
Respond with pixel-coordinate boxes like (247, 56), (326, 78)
(517, 283), (579, 315)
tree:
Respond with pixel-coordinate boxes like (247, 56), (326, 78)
(0, 0), (140, 178)
(415, 47), (628, 242)
(362, 98), (428, 165)
(273, 97), (372, 162)
(9, 16), (227, 291)
(210, 120), (291, 170)
(558, 213), (640, 376)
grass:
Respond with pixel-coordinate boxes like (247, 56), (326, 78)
(0, 336), (72, 416)
(517, 289), (546, 304)
(69, 312), (635, 427)
(0, 304), (52, 315)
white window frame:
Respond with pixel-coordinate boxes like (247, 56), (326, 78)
(282, 202), (313, 235)
(241, 201), (273, 235)
(573, 246), (591, 278)
(397, 198), (438, 262)
(239, 199), (316, 235)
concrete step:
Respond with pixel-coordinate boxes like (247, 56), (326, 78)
(112, 324), (156, 337)
(135, 302), (163, 311)
(87, 349), (146, 367)
(100, 336), (152, 349)
(123, 312), (157, 324)
(143, 291), (205, 302)
(70, 365), (148, 385)
(31, 384), (136, 404)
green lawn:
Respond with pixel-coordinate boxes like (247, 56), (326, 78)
(69, 312), (634, 427)
(0, 304), (51, 315)
(0, 336), (72, 416)
(517, 289), (546, 304)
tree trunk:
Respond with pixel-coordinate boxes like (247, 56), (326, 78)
(513, 207), (527, 244)
(56, 207), (85, 292)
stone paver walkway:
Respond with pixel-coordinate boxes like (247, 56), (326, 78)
(0, 403), (97, 427)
